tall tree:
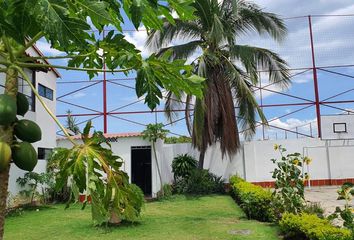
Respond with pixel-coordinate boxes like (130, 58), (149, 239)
(65, 109), (80, 135)
(0, 0), (202, 238)
(146, 0), (290, 168)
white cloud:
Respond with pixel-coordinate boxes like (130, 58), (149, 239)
(124, 27), (150, 58)
(66, 92), (87, 99)
(292, 72), (313, 84)
(257, 117), (318, 139)
(35, 40), (64, 56)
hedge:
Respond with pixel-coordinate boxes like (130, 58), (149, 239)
(279, 212), (352, 240)
(229, 176), (273, 222)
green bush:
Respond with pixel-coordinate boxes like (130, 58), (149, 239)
(171, 154), (198, 180)
(164, 136), (192, 144)
(279, 212), (352, 240)
(174, 169), (225, 195)
(157, 184), (173, 200)
(229, 176), (273, 222)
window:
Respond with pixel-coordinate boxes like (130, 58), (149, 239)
(0, 70), (36, 112)
(333, 123), (347, 133)
(38, 148), (53, 160)
(38, 84), (54, 100)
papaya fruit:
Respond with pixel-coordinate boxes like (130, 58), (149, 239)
(17, 92), (29, 116)
(14, 119), (42, 143)
(0, 142), (11, 172)
(0, 94), (17, 125)
(12, 142), (37, 171)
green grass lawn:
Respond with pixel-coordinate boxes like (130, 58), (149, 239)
(4, 195), (280, 240)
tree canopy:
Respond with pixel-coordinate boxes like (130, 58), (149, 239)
(0, 0), (203, 110)
(146, 0), (290, 167)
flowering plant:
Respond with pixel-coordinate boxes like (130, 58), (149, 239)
(329, 183), (354, 235)
(271, 144), (312, 219)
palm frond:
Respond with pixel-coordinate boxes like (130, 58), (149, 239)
(192, 98), (205, 150)
(225, 60), (267, 138)
(156, 40), (203, 60)
(145, 19), (202, 51)
(223, 0), (287, 42)
(228, 45), (290, 88)
(184, 94), (193, 136)
(164, 91), (183, 123)
(193, 0), (213, 30)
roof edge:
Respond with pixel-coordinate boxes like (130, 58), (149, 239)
(57, 132), (143, 141)
(30, 42), (61, 78)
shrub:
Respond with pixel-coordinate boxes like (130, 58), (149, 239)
(157, 184), (173, 200)
(280, 212), (352, 240)
(229, 176), (273, 222)
(164, 136), (192, 144)
(171, 154), (198, 180)
(174, 169), (225, 195)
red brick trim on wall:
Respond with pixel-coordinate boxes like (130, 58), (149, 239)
(252, 178), (354, 188)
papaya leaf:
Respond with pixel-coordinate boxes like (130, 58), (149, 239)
(51, 121), (143, 225)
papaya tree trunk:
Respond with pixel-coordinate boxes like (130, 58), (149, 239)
(0, 68), (18, 240)
(152, 142), (163, 196)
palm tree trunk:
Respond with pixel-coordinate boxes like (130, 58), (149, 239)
(0, 68), (18, 240)
(198, 149), (206, 169)
(152, 142), (163, 196)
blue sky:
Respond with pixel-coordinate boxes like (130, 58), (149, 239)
(39, 0), (354, 139)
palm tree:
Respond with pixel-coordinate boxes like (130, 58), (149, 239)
(65, 109), (80, 135)
(146, 0), (290, 168)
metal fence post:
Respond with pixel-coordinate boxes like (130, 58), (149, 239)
(308, 15), (322, 138)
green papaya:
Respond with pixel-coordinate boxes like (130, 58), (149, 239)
(14, 119), (42, 143)
(0, 94), (17, 125)
(12, 142), (37, 171)
(0, 142), (11, 172)
(17, 92), (29, 116)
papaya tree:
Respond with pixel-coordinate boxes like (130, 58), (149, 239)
(142, 123), (169, 196)
(0, 0), (203, 238)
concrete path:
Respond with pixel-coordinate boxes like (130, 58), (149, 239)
(305, 186), (353, 215)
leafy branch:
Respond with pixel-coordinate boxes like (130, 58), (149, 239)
(15, 66), (77, 146)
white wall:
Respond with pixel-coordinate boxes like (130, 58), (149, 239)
(58, 136), (354, 196)
(57, 137), (164, 197)
(5, 47), (58, 195)
(159, 138), (354, 184)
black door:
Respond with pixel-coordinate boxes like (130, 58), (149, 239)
(131, 146), (152, 196)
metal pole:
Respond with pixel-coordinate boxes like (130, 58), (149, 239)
(296, 127), (299, 139)
(308, 15), (322, 138)
(103, 29), (108, 133)
(259, 73), (265, 140)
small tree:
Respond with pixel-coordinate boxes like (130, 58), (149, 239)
(66, 110), (80, 135)
(329, 183), (354, 234)
(16, 172), (54, 205)
(142, 123), (169, 195)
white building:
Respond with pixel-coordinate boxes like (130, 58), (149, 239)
(57, 133), (164, 197)
(0, 45), (60, 195)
